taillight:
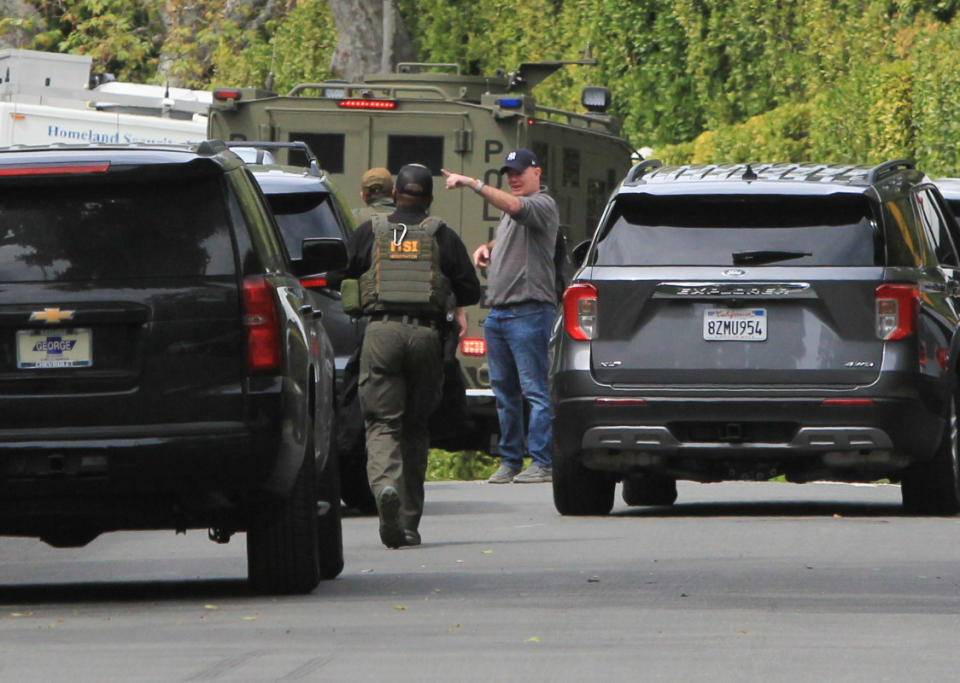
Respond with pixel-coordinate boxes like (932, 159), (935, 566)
(461, 338), (486, 356)
(243, 276), (281, 372)
(213, 88), (242, 101)
(875, 284), (919, 340)
(563, 283), (597, 341)
(299, 275), (327, 289)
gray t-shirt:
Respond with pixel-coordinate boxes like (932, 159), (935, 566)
(485, 186), (559, 307)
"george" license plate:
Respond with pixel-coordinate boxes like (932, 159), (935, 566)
(703, 308), (767, 341)
(16, 328), (93, 369)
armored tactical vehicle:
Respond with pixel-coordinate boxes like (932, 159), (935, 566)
(208, 58), (634, 450)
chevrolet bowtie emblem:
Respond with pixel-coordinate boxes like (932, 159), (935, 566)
(29, 307), (75, 324)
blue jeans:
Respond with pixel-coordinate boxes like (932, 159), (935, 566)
(484, 302), (556, 469)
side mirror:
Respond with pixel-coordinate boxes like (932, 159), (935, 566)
(571, 240), (591, 268)
(299, 237), (347, 275)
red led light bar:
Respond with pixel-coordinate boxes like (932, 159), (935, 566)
(213, 88), (242, 101)
(0, 162), (110, 176)
(460, 338), (486, 356)
(338, 99), (397, 110)
(299, 276), (328, 289)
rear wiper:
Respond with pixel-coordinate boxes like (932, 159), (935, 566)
(732, 249), (812, 265)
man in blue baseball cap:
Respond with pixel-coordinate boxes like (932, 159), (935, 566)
(442, 149), (559, 484)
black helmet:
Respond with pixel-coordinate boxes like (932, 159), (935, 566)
(395, 164), (433, 197)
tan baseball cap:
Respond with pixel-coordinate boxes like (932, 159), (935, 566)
(361, 167), (393, 193)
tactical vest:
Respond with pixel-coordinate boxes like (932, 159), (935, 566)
(352, 197), (396, 225)
(359, 213), (455, 317)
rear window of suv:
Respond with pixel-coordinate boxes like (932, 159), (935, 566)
(266, 192), (343, 260)
(595, 194), (881, 266)
(0, 176), (235, 282)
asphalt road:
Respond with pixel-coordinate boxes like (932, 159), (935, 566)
(0, 480), (958, 682)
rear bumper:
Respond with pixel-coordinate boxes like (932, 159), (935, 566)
(552, 375), (947, 481)
(0, 420), (272, 486)
(581, 424), (894, 452)
(0, 391), (297, 533)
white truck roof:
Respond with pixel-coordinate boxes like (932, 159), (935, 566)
(0, 49), (208, 146)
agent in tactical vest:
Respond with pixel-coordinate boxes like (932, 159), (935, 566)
(342, 164), (480, 548)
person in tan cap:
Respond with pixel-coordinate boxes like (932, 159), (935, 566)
(353, 167), (396, 224)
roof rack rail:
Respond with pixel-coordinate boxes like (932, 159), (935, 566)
(623, 159), (662, 185)
(226, 140), (322, 176)
(867, 159), (915, 185)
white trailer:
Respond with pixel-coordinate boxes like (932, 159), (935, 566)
(0, 49), (207, 146)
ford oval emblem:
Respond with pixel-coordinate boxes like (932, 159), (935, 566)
(722, 269), (747, 278)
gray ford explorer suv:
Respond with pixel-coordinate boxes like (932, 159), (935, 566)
(552, 160), (960, 515)
(0, 142), (346, 593)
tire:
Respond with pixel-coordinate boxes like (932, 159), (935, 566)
(622, 473), (678, 507)
(340, 443), (376, 513)
(246, 451), (321, 595)
(552, 444), (615, 515)
(317, 418), (344, 580)
(901, 395), (960, 515)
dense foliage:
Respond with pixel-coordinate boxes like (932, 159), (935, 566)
(7, 0), (960, 173)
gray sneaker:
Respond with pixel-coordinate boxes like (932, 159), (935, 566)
(513, 465), (552, 483)
(487, 464), (521, 484)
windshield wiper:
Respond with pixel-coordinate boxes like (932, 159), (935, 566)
(732, 249), (812, 265)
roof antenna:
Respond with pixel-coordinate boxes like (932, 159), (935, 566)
(742, 164), (758, 181)
(161, 81), (174, 117)
(265, 40), (277, 92)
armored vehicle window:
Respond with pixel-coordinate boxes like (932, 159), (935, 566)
(532, 141), (549, 161)
(563, 148), (580, 188)
(289, 133), (344, 173)
(914, 188), (959, 267)
(0, 176), (234, 282)
(388, 135), (443, 175)
(587, 178), (608, 230)
(595, 194), (880, 267)
(267, 192), (342, 259)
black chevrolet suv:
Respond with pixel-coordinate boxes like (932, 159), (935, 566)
(552, 160), (960, 515)
(0, 142), (346, 593)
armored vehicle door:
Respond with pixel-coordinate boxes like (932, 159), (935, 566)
(369, 115), (470, 234)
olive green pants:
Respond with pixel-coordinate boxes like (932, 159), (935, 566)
(358, 319), (442, 533)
